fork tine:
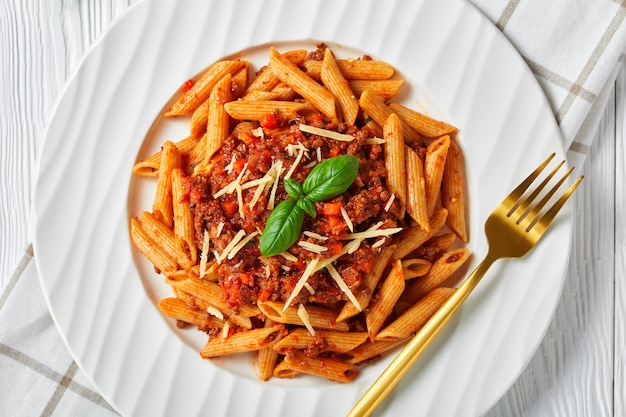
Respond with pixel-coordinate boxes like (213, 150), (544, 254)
(526, 175), (584, 235)
(503, 153), (555, 211)
(509, 159), (566, 219)
(516, 163), (573, 224)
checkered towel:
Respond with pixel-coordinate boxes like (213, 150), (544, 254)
(2, 1), (625, 416)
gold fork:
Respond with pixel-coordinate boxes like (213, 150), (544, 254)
(347, 153), (583, 417)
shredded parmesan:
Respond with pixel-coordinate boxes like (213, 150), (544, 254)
(227, 231), (259, 260)
(299, 124), (355, 142)
(304, 282), (315, 294)
(298, 241), (329, 254)
(235, 184), (245, 220)
(303, 231), (328, 241)
(282, 258), (320, 313)
(199, 230), (210, 278)
(213, 163), (248, 198)
(221, 320), (231, 339)
(207, 306), (224, 320)
(297, 304), (316, 336)
(371, 238), (386, 249)
(224, 155), (237, 174)
(342, 226), (403, 240)
(251, 127), (264, 138)
(340, 206), (354, 232)
(216, 221), (224, 237)
(326, 264), (362, 311)
(366, 137), (386, 145)
(384, 193), (396, 212)
(279, 251), (298, 262)
(268, 159), (284, 210)
(316, 147), (322, 162)
(217, 229), (246, 262)
(284, 144), (306, 180)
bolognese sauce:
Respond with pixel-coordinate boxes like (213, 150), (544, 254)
(187, 113), (401, 310)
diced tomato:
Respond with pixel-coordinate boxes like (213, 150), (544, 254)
(180, 79), (194, 93)
(189, 189), (202, 205)
(239, 273), (252, 285)
(307, 113), (324, 124)
(328, 215), (342, 228)
(329, 145), (341, 157)
(239, 131), (257, 145)
(233, 158), (246, 173)
(319, 202), (342, 216)
(258, 288), (272, 302)
(293, 258), (306, 270)
(260, 112), (280, 129)
(221, 200), (238, 217)
(326, 241), (343, 256)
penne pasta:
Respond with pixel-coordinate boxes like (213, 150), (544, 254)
(391, 207), (448, 262)
(258, 301), (349, 331)
(256, 319), (283, 381)
(132, 136), (200, 177)
(388, 102), (458, 138)
(272, 329), (368, 354)
(153, 141), (181, 228)
(401, 248), (470, 304)
(365, 259), (405, 340)
(198, 73), (233, 168)
(302, 59), (395, 80)
(405, 145), (429, 231)
(201, 325), (284, 358)
(442, 139), (468, 242)
(348, 79), (404, 99)
(140, 211), (194, 270)
(343, 338), (408, 365)
(321, 48), (359, 125)
(171, 168), (197, 265)
(129, 217), (178, 274)
(383, 113), (407, 218)
(157, 297), (223, 329)
(359, 90), (421, 145)
(244, 49), (307, 94)
(269, 47), (338, 123)
(424, 135), (451, 217)
(376, 287), (455, 341)
(224, 100), (315, 121)
(401, 258), (432, 280)
(165, 60), (245, 116)
(279, 351), (358, 383)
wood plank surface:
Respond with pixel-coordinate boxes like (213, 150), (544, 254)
(0, 1), (623, 416)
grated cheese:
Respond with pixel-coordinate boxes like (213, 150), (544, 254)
(384, 193), (396, 212)
(217, 229), (246, 262)
(304, 282), (315, 294)
(297, 304), (316, 336)
(199, 229), (211, 278)
(284, 144), (306, 180)
(216, 221), (224, 237)
(340, 206), (354, 232)
(235, 184), (245, 220)
(282, 258), (320, 313)
(342, 226), (403, 241)
(326, 264), (362, 311)
(213, 163), (248, 198)
(224, 155), (237, 174)
(371, 238), (386, 249)
(251, 127), (264, 138)
(227, 231), (259, 260)
(316, 147), (322, 162)
(279, 251), (298, 262)
(221, 320), (231, 339)
(366, 137), (386, 145)
(299, 124), (355, 142)
(207, 306), (224, 320)
(268, 159), (284, 210)
(298, 241), (329, 254)
(303, 231), (328, 241)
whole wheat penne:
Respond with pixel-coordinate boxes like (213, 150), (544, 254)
(132, 136), (199, 177)
(280, 351), (358, 383)
(244, 49), (307, 94)
(391, 207), (448, 262)
(424, 135), (451, 217)
(165, 60), (245, 117)
(344, 339), (407, 365)
(158, 297), (223, 329)
(405, 145), (429, 231)
(321, 48), (359, 125)
(365, 259), (405, 340)
(257, 301), (349, 331)
(256, 319), (283, 381)
(442, 139), (468, 242)
(153, 141), (181, 228)
(198, 73), (232, 168)
(224, 100), (315, 121)
(140, 211), (193, 270)
(201, 325), (284, 358)
(302, 59), (394, 80)
(401, 258), (432, 280)
(401, 248), (470, 304)
(376, 287), (455, 341)
(359, 90), (421, 145)
(389, 102), (458, 137)
(129, 217), (178, 274)
(272, 329), (368, 354)
(383, 113), (407, 218)
(337, 244), (396, 322)
(269, 47), (338, 123)
(171, 168), (197, 264)
(348, 79), (404, 99)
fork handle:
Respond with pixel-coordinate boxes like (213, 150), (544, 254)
(347, 253), (498, 417)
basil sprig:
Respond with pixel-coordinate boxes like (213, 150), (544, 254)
(259, 155), (359, 257)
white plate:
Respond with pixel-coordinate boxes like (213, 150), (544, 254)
(33, 0), (572, 416)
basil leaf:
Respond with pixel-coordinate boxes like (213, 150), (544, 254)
(259, 198), (304, 257)
(297, 197), (317, 219)
(284, 178), (303, 199)
(302, 155), (359, 202)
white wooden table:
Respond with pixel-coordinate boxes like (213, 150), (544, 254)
(1, 1), (624, 416)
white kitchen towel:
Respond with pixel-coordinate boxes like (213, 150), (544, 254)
(2, 1), (626, 416)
